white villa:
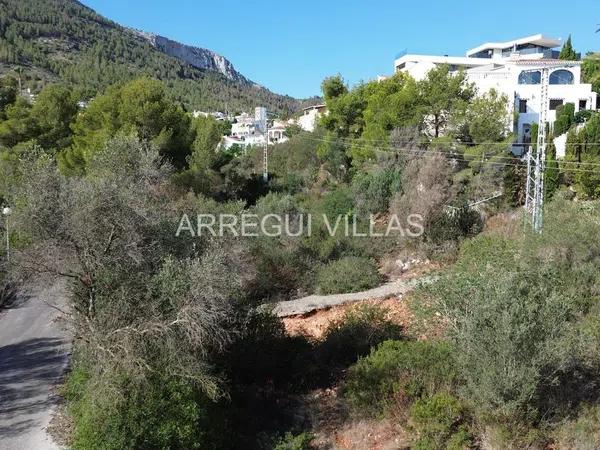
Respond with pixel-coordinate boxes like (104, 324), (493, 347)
(221, 107), (291, 150)
(394, 34), (598, 156)
(231, 109), (262, 138)
(297, 104), (327, 132)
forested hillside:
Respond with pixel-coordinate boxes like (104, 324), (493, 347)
(0, 0), (302, 113)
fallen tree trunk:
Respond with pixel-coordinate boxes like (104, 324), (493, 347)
(263, 277), (433, 318)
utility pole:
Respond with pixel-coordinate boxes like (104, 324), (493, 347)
(263, 118), (269, 182)
(524, 67), (550, 232)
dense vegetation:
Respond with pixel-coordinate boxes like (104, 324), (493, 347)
(326, 197), (600, 448)
(0, 0), (302, 113)
(1, 43), (600, 448)
(583, 52), (600, 93)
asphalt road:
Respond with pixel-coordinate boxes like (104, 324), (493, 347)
(0, 281), (70, 450)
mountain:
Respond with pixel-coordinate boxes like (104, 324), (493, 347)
(131, 30), (250, 85)
(0, 0), (302, 113)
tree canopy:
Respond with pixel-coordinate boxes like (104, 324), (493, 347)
(60, 78), (193, 173)
(559, 35), (578, 60)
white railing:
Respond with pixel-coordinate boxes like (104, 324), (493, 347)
(467, 72), (511, 81)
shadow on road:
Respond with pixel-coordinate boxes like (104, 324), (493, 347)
(0, 337), (68, 439)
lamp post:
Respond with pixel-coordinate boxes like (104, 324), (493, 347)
(2, 207), (11, 264)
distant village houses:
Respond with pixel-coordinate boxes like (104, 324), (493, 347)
(213, 104), (327, 150)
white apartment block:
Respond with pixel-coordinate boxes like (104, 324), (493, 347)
(395, 34), (598, 156)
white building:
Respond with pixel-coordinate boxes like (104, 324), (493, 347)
(268, 120), (289, 144)
(297, 104), (327, 132)
(255, 106), (267, 134)
(394, 34), (597, 155)
(192, 110), (231, 121)
(231, 112), (259, 138)
(222, 108), (290, 150)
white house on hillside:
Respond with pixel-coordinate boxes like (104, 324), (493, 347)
(394, 34), (598, 155)
(297, 104), (327, 132)
(221, 108), (290, 150)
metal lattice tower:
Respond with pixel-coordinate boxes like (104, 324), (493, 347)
(524, 67), (550, 232)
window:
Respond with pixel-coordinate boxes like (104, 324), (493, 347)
(549, 99), (564, 110)
(519, 99), (528, 113)
(518, 70), (541, 85)
(549, 69), (574, 85)
(579, 99), (587, 110)
(469, 50), (492, 59)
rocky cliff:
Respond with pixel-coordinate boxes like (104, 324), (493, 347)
(131, 30), (252, 85)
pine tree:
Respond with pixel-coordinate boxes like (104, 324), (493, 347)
(559, 35), (578, 60)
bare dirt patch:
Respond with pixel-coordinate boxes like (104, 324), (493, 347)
(283, 297), (415, 341)
(305, 386), (410, 450)
(283, 263), (447, 449)
(281, 260), (442, 341)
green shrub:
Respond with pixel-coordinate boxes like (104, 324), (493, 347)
(344, 340), (458, 417)
(66, 365), (222, 450)
(453, 234), (518, 272)
(428, 266), (576, 423)
(422, 204), (600, 424)
(299, 219), (389, 264)
(316, 256), (381, 294)
(553, 103), (575, 137)
(410, 393), (471, 450)
(249, 239), (313, 301)
(351, 167), (402, 216)
(425, 205), (482, 245)
(272, 432), (314, 450)
(319, 305), (404, 367)
(316, 187), (354, 218)
(575, 155), (600, 198)
(574, 109), (593, 124)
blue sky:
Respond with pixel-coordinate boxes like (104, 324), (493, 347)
(83, 0), (600, 99)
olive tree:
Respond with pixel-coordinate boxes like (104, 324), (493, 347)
(10, 135), (242, 394)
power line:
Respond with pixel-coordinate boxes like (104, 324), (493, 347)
(304, 134), (600, 166)
(299, 135), (600, 174)
(310, 133), (600, 147)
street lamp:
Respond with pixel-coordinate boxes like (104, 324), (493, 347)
(2, 207), (11, 264)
